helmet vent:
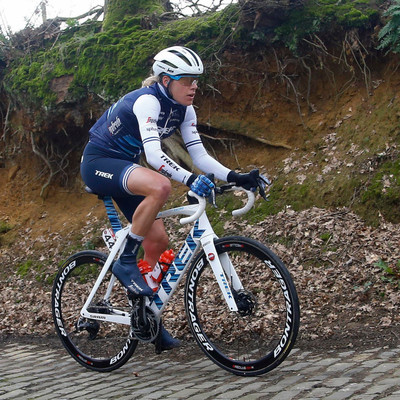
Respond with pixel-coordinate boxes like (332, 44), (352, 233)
(162, 60), (178, 69)
(169, 50), (192, 66)
(184, 48), (200, 67)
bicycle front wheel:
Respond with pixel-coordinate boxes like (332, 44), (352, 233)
(52, 251), (137, 372)
(184, 236), (300, 376)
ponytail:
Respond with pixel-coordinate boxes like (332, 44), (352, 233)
(142, 75), (160, 87)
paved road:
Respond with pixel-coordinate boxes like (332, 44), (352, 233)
(1, 339), (400, 400)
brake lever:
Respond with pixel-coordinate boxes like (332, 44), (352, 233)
(203, 173), (217, 207)
(208, 188), (217, 208)
(257, 174), (271, 201)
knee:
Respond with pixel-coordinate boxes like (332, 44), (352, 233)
(153, 176), (171, 202)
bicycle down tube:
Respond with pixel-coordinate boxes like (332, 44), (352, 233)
(149, 210), (240, 314)
(78, 191), (243, 324)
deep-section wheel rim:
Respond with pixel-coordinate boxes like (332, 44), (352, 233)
(185, 237), (300, 376)
(52, 251), (137, 371)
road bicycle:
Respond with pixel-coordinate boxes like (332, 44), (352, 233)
(52, 179), (300, 377)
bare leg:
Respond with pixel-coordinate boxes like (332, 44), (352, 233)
(124, 168), (180, 349)
(126, 168), (171, 237)
(112, 167), (171, 297)
(142, 219), (169, 267)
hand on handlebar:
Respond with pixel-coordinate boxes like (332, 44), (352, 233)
(190, 174), (215, 197)
(227, 169), (271, 200)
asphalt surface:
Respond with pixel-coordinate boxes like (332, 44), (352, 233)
(1, 338), (400, 399)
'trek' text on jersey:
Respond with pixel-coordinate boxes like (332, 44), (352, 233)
(160, 155), (180, 171)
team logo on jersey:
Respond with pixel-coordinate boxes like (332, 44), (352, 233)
(160, 155), (180, 171)
(158, 126), (175, 137)
(108, 116), (122, 136)
(158, 165), (172, 178)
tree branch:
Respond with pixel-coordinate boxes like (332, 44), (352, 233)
(51, 6), (104, 23)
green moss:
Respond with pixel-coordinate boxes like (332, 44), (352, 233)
(358, 159), (400, 223)
(274, 0), (379, 53)
(4, 5), (240, 107)
(320, 232), (332, 242)
(17, 260), (34, 278)
(102, 0), (165, 31)
(5, 1), (379, 106)
(0, 221), (13, 234)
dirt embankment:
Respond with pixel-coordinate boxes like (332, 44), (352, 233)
(1, 48), (400, 349)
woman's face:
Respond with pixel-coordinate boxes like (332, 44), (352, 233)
(162, 76), (198, 106)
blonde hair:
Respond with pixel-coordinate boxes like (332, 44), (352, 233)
(142, 75), (160, 87)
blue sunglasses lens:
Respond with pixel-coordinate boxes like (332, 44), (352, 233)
(168, 75), (198, 86)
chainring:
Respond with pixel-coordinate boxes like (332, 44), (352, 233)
(130, 304), (160, 342)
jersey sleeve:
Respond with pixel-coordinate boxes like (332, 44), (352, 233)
(181, 106), (231, 181)
(133, 95), (194, 185)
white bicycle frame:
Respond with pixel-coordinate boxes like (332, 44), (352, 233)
(79, 189), (255, 326)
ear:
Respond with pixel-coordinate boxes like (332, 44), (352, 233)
(161, 75), (170, 86)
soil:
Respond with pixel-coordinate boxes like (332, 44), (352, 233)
(1, 160), (400, 354)
(1, 62), (400, 355)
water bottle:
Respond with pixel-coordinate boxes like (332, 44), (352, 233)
(138, 259), (158, 292)
(150, 249), (175, 285)
(138, 249), (175, 292)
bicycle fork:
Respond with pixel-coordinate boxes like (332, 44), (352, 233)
(200, 235), (243, 312)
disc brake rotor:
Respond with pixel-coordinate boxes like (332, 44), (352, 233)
(234, 289), (258, 316)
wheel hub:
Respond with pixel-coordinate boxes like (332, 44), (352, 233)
(233, 289), (257, 316)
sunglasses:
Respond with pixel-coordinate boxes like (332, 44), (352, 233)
(168, 75), (199, 87)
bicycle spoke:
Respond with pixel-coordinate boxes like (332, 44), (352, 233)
(52, 251), (137, 372)
(185, 236), (300, 376)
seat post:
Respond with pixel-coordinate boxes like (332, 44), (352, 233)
(101, 196), (123, 233)
(85, 186), (122, 233)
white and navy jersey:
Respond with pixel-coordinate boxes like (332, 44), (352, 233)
(89, 83), (230, 185)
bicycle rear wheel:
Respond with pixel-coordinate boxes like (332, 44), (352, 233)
(184, 236), (300, 376)
(52, 251), (137, 372)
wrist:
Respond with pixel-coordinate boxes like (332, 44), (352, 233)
(186, 173), (197, 187)
(227, 170), (240, 183)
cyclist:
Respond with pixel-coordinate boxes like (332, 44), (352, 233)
(80, 46), (261, 350)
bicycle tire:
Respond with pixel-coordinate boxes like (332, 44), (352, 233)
(52, 250), (137, 372)
(184, 236), (300, 376)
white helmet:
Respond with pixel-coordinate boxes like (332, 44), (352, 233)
(152, 46), (203, 77)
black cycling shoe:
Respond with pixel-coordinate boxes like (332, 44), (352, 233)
(160, 325), (181, 350)
(154, 324), (181, 353)
(112, 258), (153, 297)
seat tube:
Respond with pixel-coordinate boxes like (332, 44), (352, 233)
(81, 227), (129, 315)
